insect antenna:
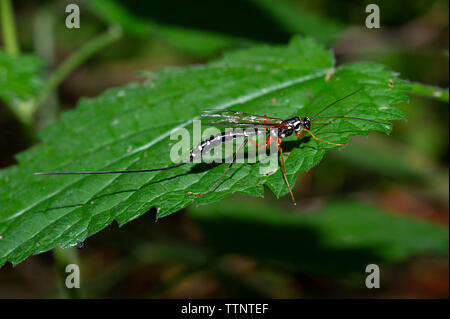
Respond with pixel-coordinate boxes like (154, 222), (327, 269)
(33, 162), (187, 175)
(316, 116), (391, 125)
(311, 88), (364, 120)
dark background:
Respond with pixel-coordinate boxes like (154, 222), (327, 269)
(0, 0), (448, 298)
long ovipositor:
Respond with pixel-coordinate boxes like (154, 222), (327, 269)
(34, 87), (394, 205)
(33, 129), (269, 175)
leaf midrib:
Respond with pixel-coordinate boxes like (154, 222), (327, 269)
(5, 66), (324, 194)
(1, 70), (328, 261)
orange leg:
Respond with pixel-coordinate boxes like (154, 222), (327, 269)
(278, 138), (296, 205)
(263, 114), (270, 131)
(249, 135), (272, 149)
(302, 128), (346, 146)
(189, 138), (248, 198)
(295, 130), (305, 139)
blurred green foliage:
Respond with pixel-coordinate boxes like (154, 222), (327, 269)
(88, 0), (343, 56)
(0, 37), (408, 267)
(189, 198), (448, 275)
(0, 0), (447, 298)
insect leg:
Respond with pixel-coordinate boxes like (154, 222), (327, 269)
(278, 138), (296, 205)
(248, 135), (272, 149)
(302, 128), (346, 146)
(189, 138), (248, 198)
(295, 130), (305, 139)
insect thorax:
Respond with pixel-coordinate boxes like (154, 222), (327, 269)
(278, 126), (294, 138)
(279, 117), (302, 138)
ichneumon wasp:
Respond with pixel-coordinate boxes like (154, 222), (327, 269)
(34, 88), (391, 205)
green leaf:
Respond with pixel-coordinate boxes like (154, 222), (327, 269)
(189, 198), (449, 275)
(0, 51), (43, 103)
(0, 36), (408, 267)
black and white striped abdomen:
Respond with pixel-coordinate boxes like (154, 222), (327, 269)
(189, 129), (268, 162)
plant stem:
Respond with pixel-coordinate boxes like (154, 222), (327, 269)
(31, 25), (123, 116)
(0, 1), (32, 137)
(407, 82), (449, 103)
(0, 0), (19, 55)
(53, 246), (84, 298)
(33, 7), (59, 129)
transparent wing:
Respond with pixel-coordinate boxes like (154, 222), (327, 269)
(200, 110), (284, 128)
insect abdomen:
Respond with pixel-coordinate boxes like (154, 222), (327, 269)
(189, 130), (266, 161)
